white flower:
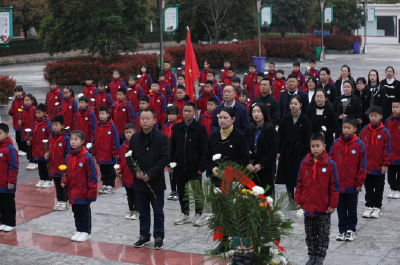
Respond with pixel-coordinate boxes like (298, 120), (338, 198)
(8, 97), (14, 100)
(281, 257), (288, 265)
(341, 98), (347, 102)
(269, 247), (279, 256)
(127, 88), (132, 91)
(65, 126), (70, 130)
(167, 104), (173, 107)
(55, 102), (59, 106)
(266, 196), (274, 205)
(247, 98), (250, 102)
(212, 154), (222, 161)
(177, 67), (182, 70)
(226, 250), (235, 257)
(221, 69), (225, 72)
(42, 140), (48, 143)
(275, 211), (284, 220)
(244, 73), (248, 76)
(199, 83), (204, 86)
(296, 208), (304, 218)
(114, 164), (120, 170)
(125, 150), (132, 157)
(252, 186), (265, 195)
(321, 126), (327, 132)
(213, 187), (222, 194)
(86, 143), (92, 149)
(25, 129), (31, 132)
(90, 98), (95, 102)
(264, 71), (269, 75)
(78, 93), (84, 98)
(307, 66), (311, 70)
(249, 150), (252, 154)
(169, 162), (177, 168)
(137, 75), (142, 79)
(205, 214), (214, 220)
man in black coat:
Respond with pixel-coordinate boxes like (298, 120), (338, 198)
(279, 74), (309, 118)
(249, 77), (280, 126)
(126, 108), (170, 250)
(170, 102), (208, 226)
(316, 67), (337, 104)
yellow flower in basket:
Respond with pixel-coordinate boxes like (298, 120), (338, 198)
(58, 165), (67, 171)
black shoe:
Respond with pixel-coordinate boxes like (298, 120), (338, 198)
(134, 236), (150, 248)
(306, 256), (316, 265)
(154, 236), (163, 250)
(210, 242), (231, 255)
(314, 257), (325, 265)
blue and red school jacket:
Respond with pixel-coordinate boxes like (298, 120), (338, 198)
(73, 109), (97, 145)
(360, 122), (391, 175)
(95, 91), (113, 119)
(109, 78), (126, 102)
(240, 101), (250, 111)
(305, 68), (320, 79)
(212, 79), (223, 101)
(45, 88), (64, 119)
(159, 80), (173, 103)
(329, 134), (367, 193)
(149, 92), (167, 126)
(243, 72), (258, 96)
(83, 84), (98, 102)
(385, 115), (400, 165)
(291, 71), (305, 89)
(295, 151), (340, 217)
(134, 111), (159, 132)
(47, 132), (70, 178)
(177, 65), (185, 76)
(250, 84), (261, 101)
(272, 78), (286, 102)
(161, 119), (182, 144)
(0, 137), (18, 193)
(198, 112), (214, 136)
(139, 74), (152, 96)
(197, 92), (220, 116)
(127, 84), (144, 112)
(267, 71), (277, 82)
(219, 67), (229, 82)
(64, 147), (97, 204)
(117, 141), (133, 188)
(21, 106), (36, 141)
(164, 69), (177, 91)
(173, 97), (191, 119)
(60, 97), (78, 129)
(199, 68), (213, 86)
(8, 97), (24, 131)
(299, 83), (308, 92)
(111, 100), (135, 139)
(92, 119), (120, 165)
(30, 118), (53, 161)
(223, 77), (233, 87)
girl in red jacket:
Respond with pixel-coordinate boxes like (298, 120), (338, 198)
(61, 130), (98, 242)
(139, 64), (152, 96)
(45, 79), (63, 119)
(82, 74), (98, 106)
(8, 85), (25, 155)
(20, 94), (37, 170)
(60, 87), (78, 130)
(109, 70), (126, 102)
(95, 80), (113, 120)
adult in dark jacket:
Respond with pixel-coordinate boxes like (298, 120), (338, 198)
(170, 102), (208, 226)
(246, 102), (278, 197)
(211, 85), (249, 133)
(368, 70), (384, 109)
(279, 74), (309, 119)
(334, 65), (355, 96)
(248, 77), (280, 126)
(332, 80), (362, 137)
(276, 95), (312, 205)
(354, 77), (371, 128)
(380, 66), (400, 120)
(126, 109), (170, 249)
(316, 67), (337, 104)
(306, 76), (317, 106)
(305, 89), (338, 152)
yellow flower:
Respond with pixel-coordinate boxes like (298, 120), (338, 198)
(241, 189), (248, 195)
(259, 202), (266, 207)
(18, 108), (22, 112)
(270, 261), (279, 265)
(58, 165), (67, 171)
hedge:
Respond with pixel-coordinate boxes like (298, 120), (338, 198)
(0, 76), (16, 105)
(0, 39), (45, 57)
(323, 35), (362, 50)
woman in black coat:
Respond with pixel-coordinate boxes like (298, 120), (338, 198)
(333, 80), (362, 136)
(306, 89), (338, 152)
(354, 77), (371, 128)
(276, 95), (312, 204)
(335, 64), (355, 96)
(245, 102), (278, 197)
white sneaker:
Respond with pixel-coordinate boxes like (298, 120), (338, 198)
(0, 224), (6, 231)
(125, 212), (133, 219)
(76, 232), (91, 242)
(370, 207), (381, 218)
(174, 214), (191, 225)
(35, 180), (45, 188)
(336, 233), (346, 241)
(58, 202), (68, 211)
(19, 151), (27, 156)
(131, 210), (140, 220)
(32, 163), (38, 170)
(193, 213), (203, 227)
(26, 163), (33, 170)
(42, 181), (54, 188)
(345, 230), (356, 241)
(98, 186), (107, 194)
(362, 207), (373, 218)
(53, 202), (61, 211)
(388, 190), (396, 198)
(3, 226), (14, 232)
(103, 186), (114, 194)
(393, 191), (400, 199)
(71, 232), (81, 241)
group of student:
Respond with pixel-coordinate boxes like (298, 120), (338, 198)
(1, 58), (400, 263)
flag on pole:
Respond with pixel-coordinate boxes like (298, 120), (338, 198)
(185, 27), (199, 103)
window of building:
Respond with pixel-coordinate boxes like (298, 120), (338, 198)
(360, 16), (397, 37)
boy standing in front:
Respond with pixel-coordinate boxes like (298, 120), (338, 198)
(360, 106), (391, 218)
(295, 133), (340, 265)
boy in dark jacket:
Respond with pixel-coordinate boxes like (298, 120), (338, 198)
(295, 133), (340, 265)
(384, 99), (400, 199)
(73, 96), (97, 145)
(61, 130), (98, 242)
(45, 79), (64, 119)
(330, 116), (366, 242)
(0, 123), (19, 232)
(93, 106), (120, 194)
(111, 89), (135, 144)
(360, 106), (391, 218)
(198, 97), (218, 136)
(148, 82), (167, 128)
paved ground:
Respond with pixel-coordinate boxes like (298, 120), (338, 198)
(1, 44), (400, 264)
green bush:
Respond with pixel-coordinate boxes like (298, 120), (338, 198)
(0, 39), (45, 57)
(0, 76), (16, 105)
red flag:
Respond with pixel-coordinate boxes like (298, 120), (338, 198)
(185, 27), (199, 103)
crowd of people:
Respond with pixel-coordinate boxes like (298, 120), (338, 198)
(0, 58), (400, 265)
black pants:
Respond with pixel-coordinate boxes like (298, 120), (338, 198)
(37, 160), (50, 181)
(337, 192), (358, 233)
(388, 165), (400, 191)
(125, 187), (137, 211)
(100, 164), (116, 187)
(15, 130), (25, 152)
(169, 171), (177, 192)
(21, 141), (33, 163)
(365, 174), (385, 208)
(0, 193), (16, 227)
(136, 190), (165, 238)
(54, 178), (68, 202)
(175, 170), (203, 215)
(305, 214), (331, 258)
(72, 203), (92, 233)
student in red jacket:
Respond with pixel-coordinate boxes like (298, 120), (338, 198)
(272, 69), (286, 101)
(292, 62), (305, 89)
(60, 87), (78, 130)
(95, 80), (113, 120)
(45, 115), (71, 211)
(173, 86), (191, 119)
(250, 73), (265, 101)
(148, 82), (167, 128)
(116, 124), (138, 219)
(61, 130), (97, 242)
(305, 59), (320, 79)
(300, 73), (313, 92)
(173, 74), (185, 101)
(127, 75), (144, 112)
(238, 89), (250, 110)
(45, 79), (64, 119)
(330, 116), (366, 242)
(219, 59), (232, 83)
(223, 68), (235, 88)
(73, 96), (97, 146)
(139, 64), (152, 96)
(8, 85), (26, 155)
(20, 94), (37, 169)
(176, 57), (185, 75)
(93, 106), (120, 194)
(27, 104), (53, 188)
(196, 80), (220, 116)
(198, 97), (218, 136)
(360, 106), (391, 218)
(135, 97), (150, 132)
(159, 71), (173, 103)
(111, 89), (135, 144)
(198, 60), (212, 89)
(83, 74), (98, 111)
(163, 61), (177, 92)
(295, 133), (340, 265)
(0, 123), (19, 232)
(267, 62), (277, 82)
(243, 63), (258, 96)
(231, 77), (242, 102)
(385, 99), (400, 199)
(109, 70), (126, 102)
(204, 71), (222, 101)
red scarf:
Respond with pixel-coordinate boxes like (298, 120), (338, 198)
(114, 100), (125, 120)
(51, 134), (64, 159)
(204, 113), (213, 133)
(129, 84), (139, 100)
(311, 151), (326, 180)
(63, 97), (74, 113)
(71, 148), (88, 172)
(340, 134), (358, 163)
(369, 122), (384, 146)
(99, 122), (111, 142)
(166, 119), (182, 141)
(34, 119), (46, 133)
(78, 109), (88, 125)
(23, 106), (36, 123)
(50, 88), (60, 102)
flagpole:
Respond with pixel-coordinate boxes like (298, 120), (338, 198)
(159, 0), (165, 69)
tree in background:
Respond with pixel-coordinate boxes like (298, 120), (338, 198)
(39, 0), (149, 57)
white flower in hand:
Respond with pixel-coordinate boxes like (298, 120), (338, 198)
(213, 187), (222, 194)
(55, 102), (60, 106)
(137, 75), (142, 78)
(86, 143), (92, 149)
(114, 164), (120, 170)
(8, 97), (14, 100)
(169, 162), (177, 168)
(25, 129), (32, 132)
(296, 208), (304, 218)
(321, 126), (327, 132)
(281, 257), (288, 265)
(78, 93), (84, 98)
(252, 186), (265, 195)
(269, 247), (279, 256)
(125, 150), (132, 157)
(42, 140), (48, 143)
(65, 126), (70, 130)
(212, 154), (221, 161)
(266, 196), (274, 205)
(275, 210), (284, 220)
(90, 98), (95, 102)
